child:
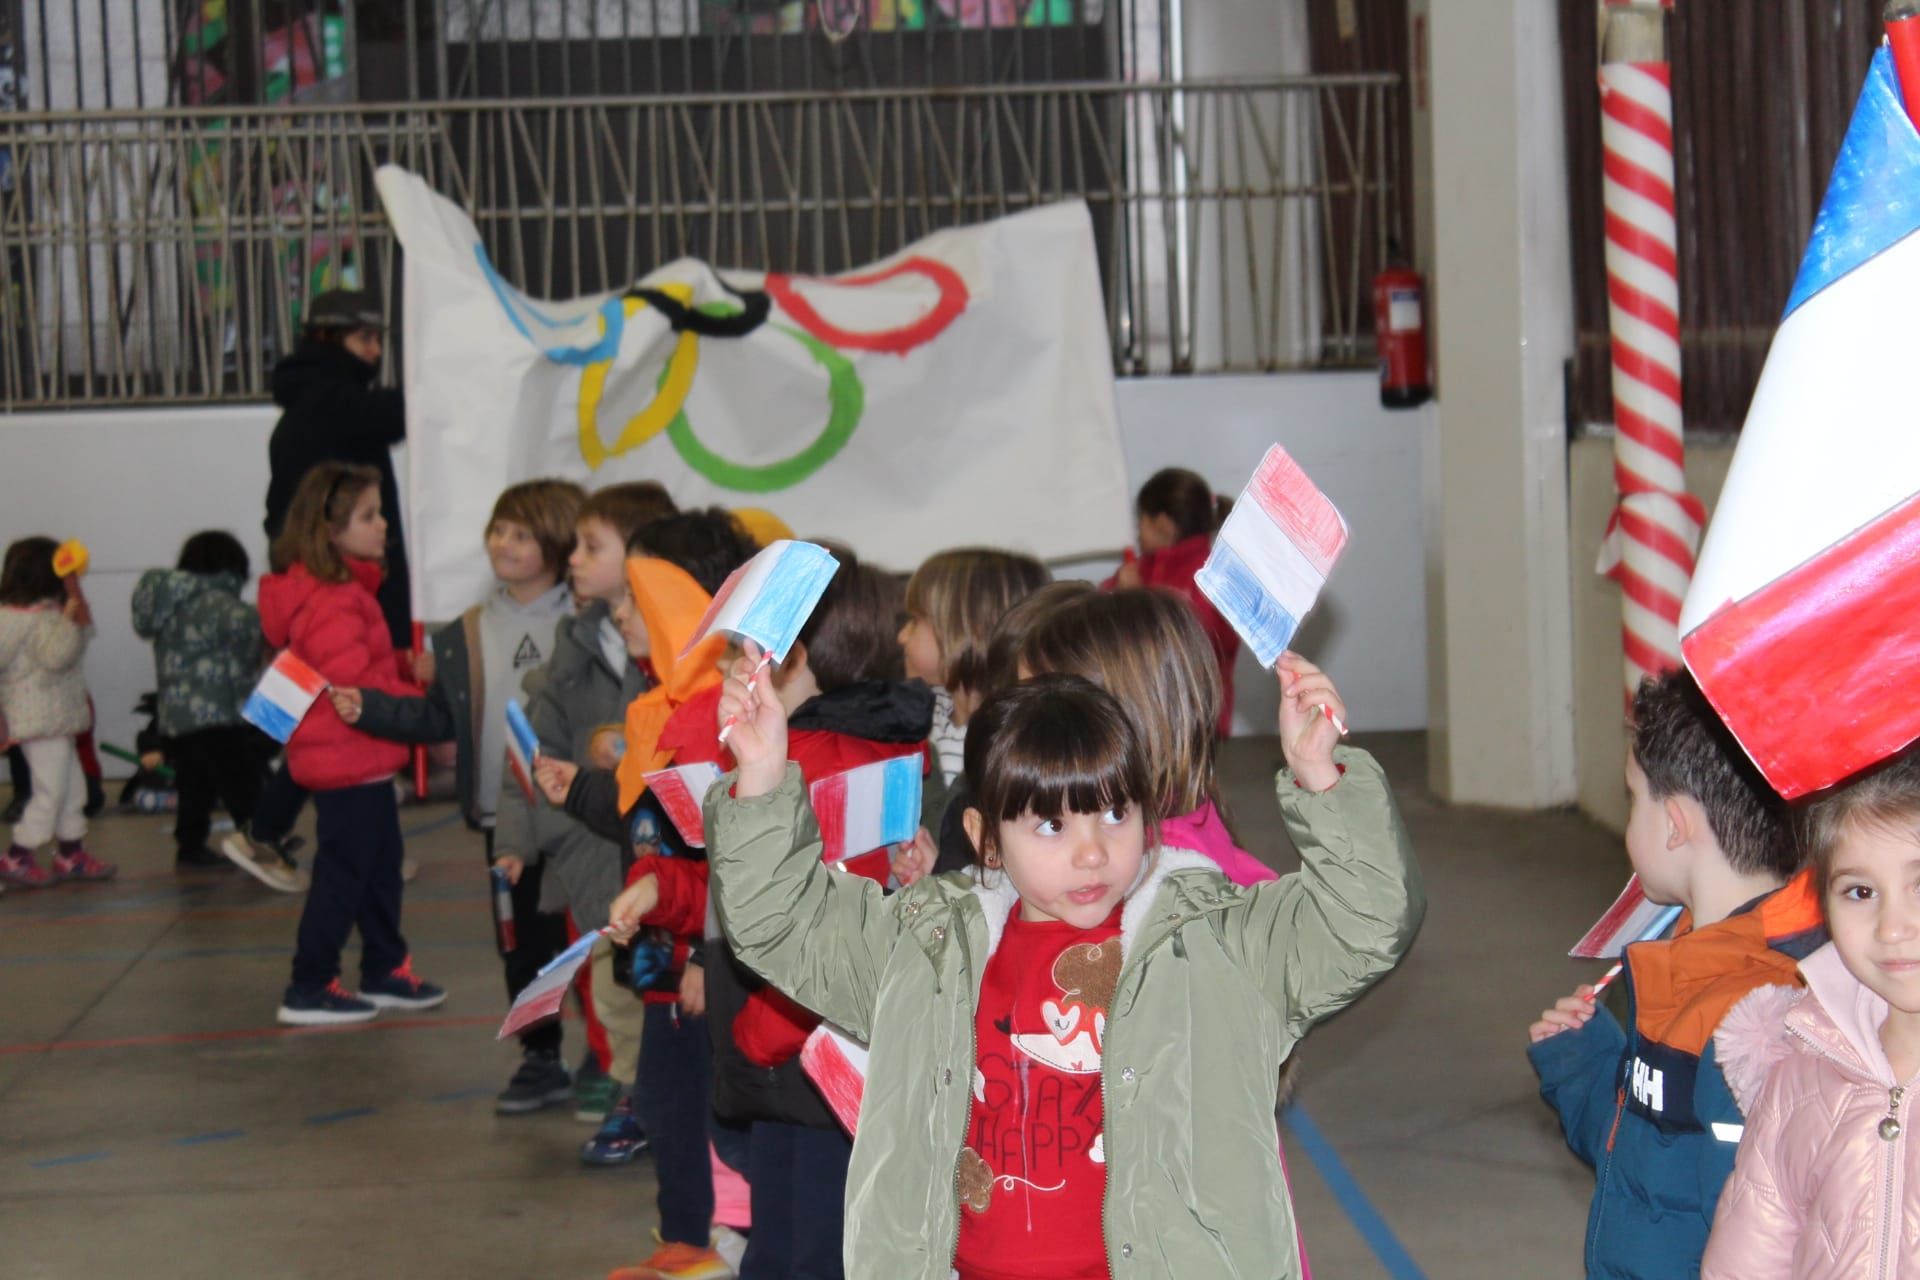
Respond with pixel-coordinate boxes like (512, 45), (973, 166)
(899, 548), (1049, 789)
(259, 463), (446, 1025)
(0, 537), (113, 886)
(610, 547), (934, 1280)
(536, 508), (757, 1280)
(490, 480), (676, 1123)
(991, 587), (1279, 889)
(1528, 670), (1822, 1280)
(1109, 467), (1240, 734)
(132, 530), (296, 883)
(333, 478), (584, 1058)
(1702, 746), (1920, 1279)
(704, 650), (1419, 1280)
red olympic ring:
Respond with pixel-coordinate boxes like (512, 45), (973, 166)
(764, 256), (970, 354)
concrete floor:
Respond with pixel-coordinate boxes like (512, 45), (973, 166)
(0, 732), (1623, 1279)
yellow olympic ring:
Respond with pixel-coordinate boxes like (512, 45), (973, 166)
(577, 284), (701, 470)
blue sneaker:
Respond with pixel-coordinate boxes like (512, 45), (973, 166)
(358, 956), (447, 1011)
(278, 979), (379, 1026)
(580, 1091), (650, 1166)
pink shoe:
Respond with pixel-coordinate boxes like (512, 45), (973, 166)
(0, 846), (51, 887)
(52, 847), (116, 882)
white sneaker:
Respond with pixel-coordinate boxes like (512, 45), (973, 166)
(401, 855), (420, 883)
(219, 833), (301, 893)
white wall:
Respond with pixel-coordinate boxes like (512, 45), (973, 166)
(2, 370), (1426, 773)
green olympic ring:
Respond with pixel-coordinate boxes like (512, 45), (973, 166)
(658, 302), (864, 493)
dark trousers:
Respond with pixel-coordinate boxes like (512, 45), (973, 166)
(252, 759), (309, 844)
(170, 725), (263, 855)
(740, 1120), (852, 1280)
(7, 744), (28, 797)
(491, 833), (569, 1056)
(292, 782), (407, 989)
(632, 1001), (714, 1246)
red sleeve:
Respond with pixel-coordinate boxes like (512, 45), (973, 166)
(292, 587), (379, 688)
(658, 685), (734, 769)
(632, 856), (709, 938)
(734, 986), (821, 1068)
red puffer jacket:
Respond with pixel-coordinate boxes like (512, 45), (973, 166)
(258, 558), (413, 790)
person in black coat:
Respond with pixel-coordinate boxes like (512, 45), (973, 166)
(262, 289), (412, 648)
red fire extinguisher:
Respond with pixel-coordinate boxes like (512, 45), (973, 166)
(1373, 247), (1432, 409)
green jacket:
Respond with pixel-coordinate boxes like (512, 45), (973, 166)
(130, 569), (263, 738)
(705, 745), (1424, 1280)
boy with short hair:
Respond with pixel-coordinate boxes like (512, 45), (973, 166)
(1527, 669), (1826, 1279)
(490, 480), (676, 1127)
(331, 477), (585, 1055)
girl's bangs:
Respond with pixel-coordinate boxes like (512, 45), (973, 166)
(987, 709), (1143, 824)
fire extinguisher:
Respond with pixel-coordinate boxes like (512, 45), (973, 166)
(1373, 245), (1432, 409)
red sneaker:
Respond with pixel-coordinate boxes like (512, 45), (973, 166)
(52, 847), (116, 882)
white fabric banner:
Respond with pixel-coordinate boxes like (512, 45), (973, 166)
(375, 166), (1132, 621)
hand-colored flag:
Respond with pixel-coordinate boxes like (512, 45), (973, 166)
(1195, 445), (1349, 668)
(497, 928), (605, 1039)
(810, 754), (921, 883)
(1570, 875), (1684, 960)
(643, 761), (725, 847)
(242, 651), (330, 744)
(684, 539), (840, 663)
(1680, 47), (1920, 798)
(505, 699), (541, 804)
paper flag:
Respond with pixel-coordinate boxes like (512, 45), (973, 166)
(644, 762), (725, 847)
(683, 539), (840, 662)
(799, 1022), (870, 1135)
(1679, 47), (1920, 798)
(497, 927), (606, 1039)
(505, 699), (540, 804)
(810, 754), (921, 883)
(1194, 445), (1350, 668)
(242, 651), (330, 744)
(1569, 875), (1684, 960)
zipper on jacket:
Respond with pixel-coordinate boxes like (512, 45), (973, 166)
(1874, 1084), (1907, 1280)
(947, 924), (977, 1275)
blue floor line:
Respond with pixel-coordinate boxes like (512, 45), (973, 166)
(1282, 1103), (1427, 1280)
(173, 1129), (247, 1147)
(29, 1150), (111, 1168)
(304, 1107), (377, 1127)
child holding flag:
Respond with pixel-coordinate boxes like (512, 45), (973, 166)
(702, 648), (1418, 1280)
(606, 546), (935, 1280)
(330, 479), (583, 1063)
(1527, 670), (1821, 1279)
(490, 480), (676, 1124)
(259, 463), (444, 1025)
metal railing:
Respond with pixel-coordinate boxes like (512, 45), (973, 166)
(0, 73), (1400, 406)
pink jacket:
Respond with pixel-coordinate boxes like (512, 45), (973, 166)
(1703, 943), (1920, 1280)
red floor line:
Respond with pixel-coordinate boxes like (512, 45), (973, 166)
(0, 896), (479, 930)
(0, 1011), (513, 1057)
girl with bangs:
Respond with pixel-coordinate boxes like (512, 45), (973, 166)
(703, 647), (1423, 1280)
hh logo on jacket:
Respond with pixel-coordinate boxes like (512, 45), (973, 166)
(1622, 1041), (1702, 1131)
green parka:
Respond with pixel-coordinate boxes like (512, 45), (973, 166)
(705, 745), (1424, 1280)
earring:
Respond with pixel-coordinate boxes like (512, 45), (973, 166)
(984, 852), (1001, 869)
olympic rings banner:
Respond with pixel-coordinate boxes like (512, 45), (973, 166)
(374, 166), (1132, 621)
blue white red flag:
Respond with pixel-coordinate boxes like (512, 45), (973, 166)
(810, 754), (921, 883)
(242, 652), (329, 744)
(1570, 875), (1684, 960)
(1195, 445), (1349, 669)
(505, 699), (541, 804)
(498, 928), (607, 1039)
(684, 539), (840, 662)
(1681, 47), (1920, 798)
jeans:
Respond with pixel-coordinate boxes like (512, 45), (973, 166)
(291, 782), (408, 989)
(632, 1001), (715, 1246)
(740, 1120), (852, 1280)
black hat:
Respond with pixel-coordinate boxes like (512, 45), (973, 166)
(305, 288), (384, 331)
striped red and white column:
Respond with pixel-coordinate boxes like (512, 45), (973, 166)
(1594, 1), (1703, 702)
